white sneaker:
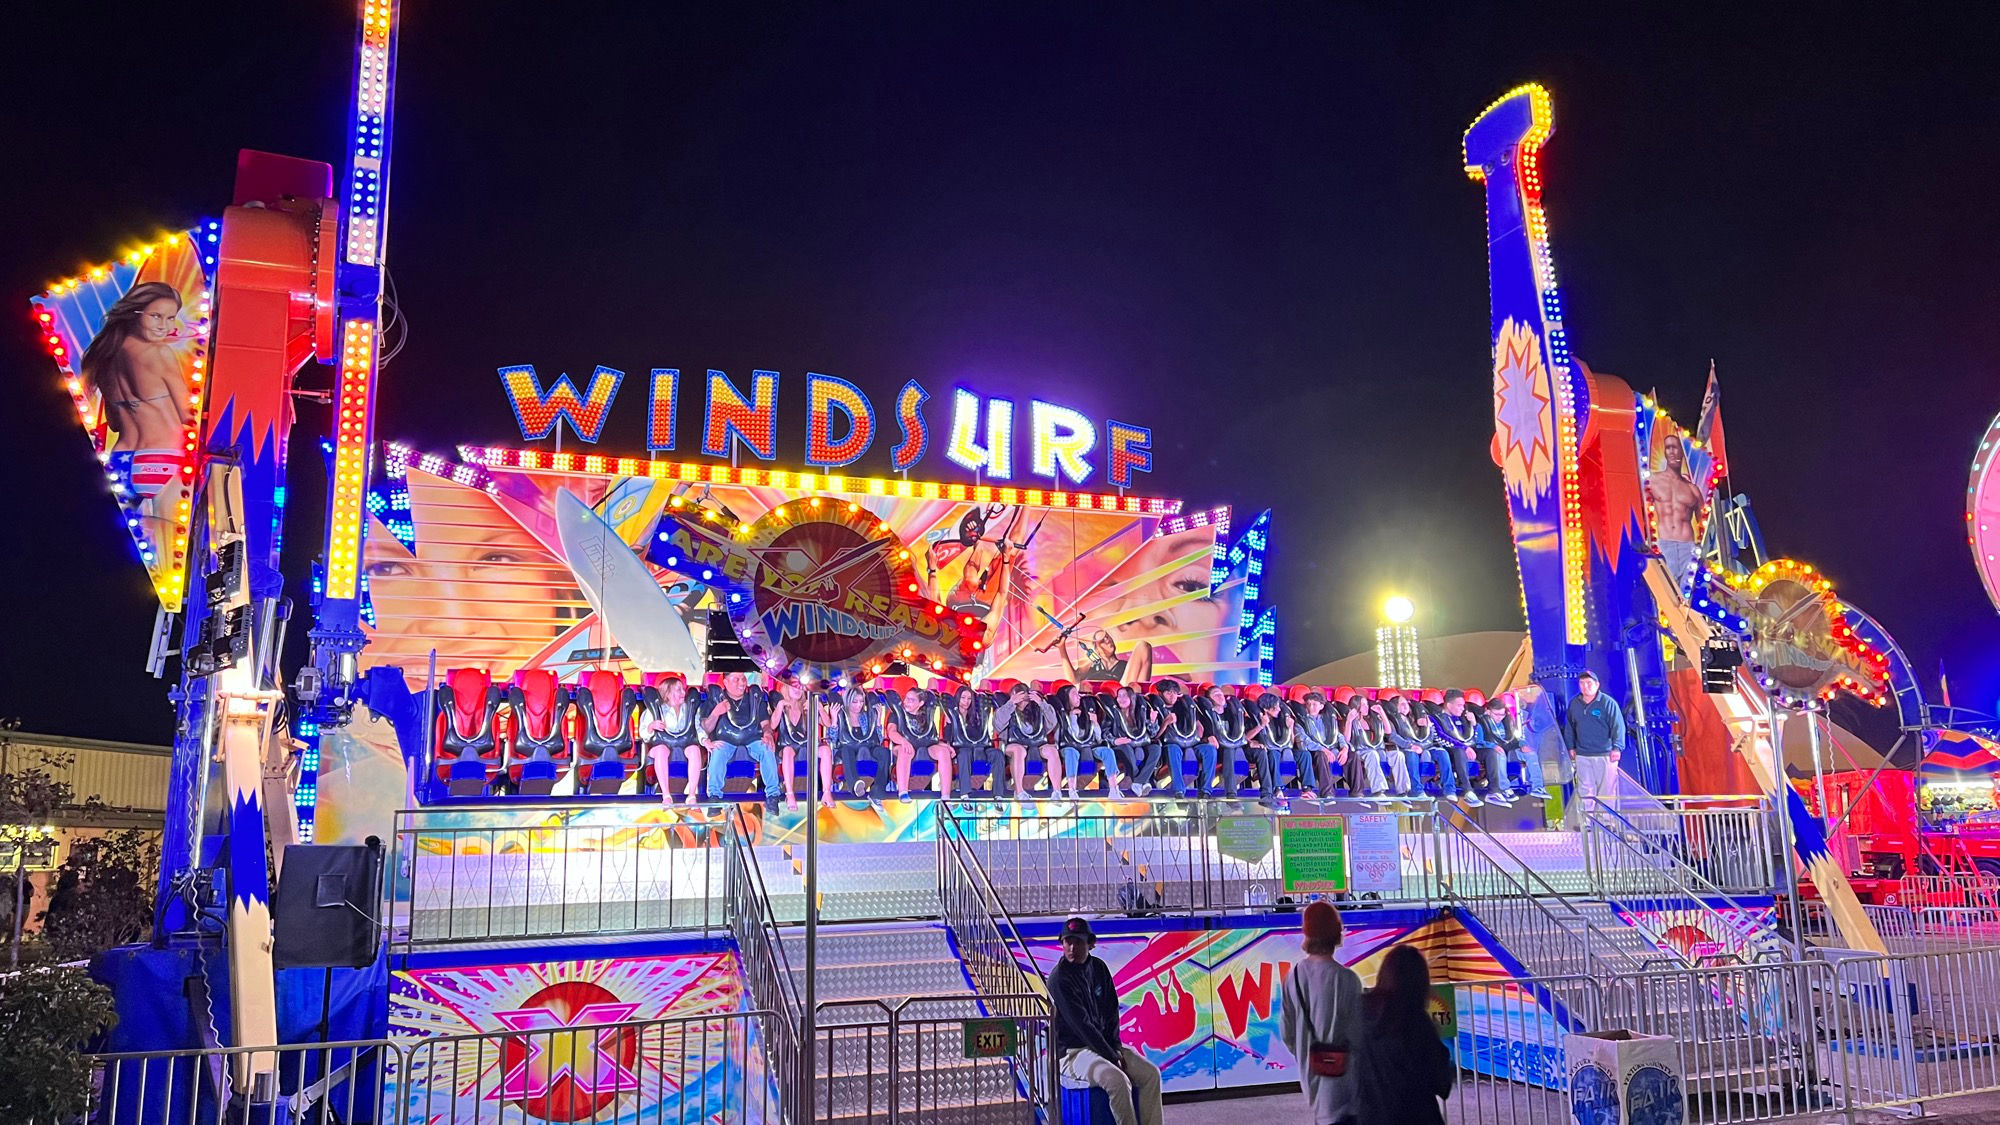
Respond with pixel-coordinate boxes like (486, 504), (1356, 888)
(1107, 780), (1126, 800)
(1133, 782), (1152, 797)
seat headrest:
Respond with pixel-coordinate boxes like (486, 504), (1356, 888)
(447, 667), (491, 697)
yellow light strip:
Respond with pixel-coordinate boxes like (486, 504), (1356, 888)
(456, 444), (1183, 515)
(326, 320), (376, 599)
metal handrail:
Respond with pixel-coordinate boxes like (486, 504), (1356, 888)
(938, 811), (1051, 998)
(1585, 801), (1787, 965)
(1437, 814), (1642, 977)
(727, 805), (801, 1018)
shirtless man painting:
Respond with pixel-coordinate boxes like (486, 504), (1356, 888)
(1649, 437), (1703, 581)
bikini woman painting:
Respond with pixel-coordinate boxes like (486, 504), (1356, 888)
(78, 281), (195, 523)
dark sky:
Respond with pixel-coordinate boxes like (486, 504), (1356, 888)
(7, 3), (2000, 744)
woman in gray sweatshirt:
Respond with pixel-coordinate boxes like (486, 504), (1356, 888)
(1280, 901), (1364, 1124)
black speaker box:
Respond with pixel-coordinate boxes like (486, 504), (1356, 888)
(272, 840), (384, 969)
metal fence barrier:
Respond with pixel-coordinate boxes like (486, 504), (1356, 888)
(945, 803), (1442, 920)
(86, 1009), (780, 1125)
(725, 806), (802, 1124)
(808, 996), (1055, 1124)
(388, 804), (727, 953)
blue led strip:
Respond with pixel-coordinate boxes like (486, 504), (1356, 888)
(292, 716), (322, 842)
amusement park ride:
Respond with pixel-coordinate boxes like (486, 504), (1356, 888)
(23, 0), (2000, 1077)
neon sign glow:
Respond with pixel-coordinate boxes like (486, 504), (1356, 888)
(498, 366), (1155, 489)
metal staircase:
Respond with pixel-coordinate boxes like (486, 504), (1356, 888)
(727, 809), (1052, 1124)
(796, 922), (1035, 1124)
(1584, 802), (1792, 966)
(1438, 815), (1653, 979)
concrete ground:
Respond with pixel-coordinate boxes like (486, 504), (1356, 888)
(1161, 1087), (2000, 1123)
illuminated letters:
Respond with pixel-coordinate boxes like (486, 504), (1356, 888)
(1029, 399), (1096, 485)
(804, 373), (876, 468)
(498, 365), (624, 443)
(702, 369), (779, 460)
(647, 368), (680, 451)
(494, 364), (1154, 487)
(1106, 421), (1154, 488)
(890, 380), (930, 471)
(945, 388), (1014, 480)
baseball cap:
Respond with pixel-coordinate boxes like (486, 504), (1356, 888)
(1060, 917), (1096, 943)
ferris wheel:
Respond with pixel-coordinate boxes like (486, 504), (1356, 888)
(1970, 412), (2000, 615)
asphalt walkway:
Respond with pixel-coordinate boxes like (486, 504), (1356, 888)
(1160, 1088), (2000, 1124)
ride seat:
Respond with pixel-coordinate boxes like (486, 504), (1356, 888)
(432, 668), (503, 797)
(576, 670), (639, 795)
(505, 669), (575, 796)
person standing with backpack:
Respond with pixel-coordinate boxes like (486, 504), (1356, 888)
(1352, 945), (1455, 1125)
(1279, 901), (1363, 1124)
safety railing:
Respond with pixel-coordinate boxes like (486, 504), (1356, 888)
(387, 803), (727, 953)
(1603, 794), (1774, 897)
(1605, 958), (1825, 1121)
(806, 995), (1056, 1124)
(86, 1009), (781, 1125)
(85, 945), (2000, 1124)
(944, 803), (1442, 920)
(939, 811), (1051, 1003)
(1584, 803), (1788, 966)
(1897, 873), (2000, 910)
(1442, 972), (1601, 1125)
(726, 806), (803, 1124)
(1437, 816), (1648, 980)
(1802, 899), (2000, 953)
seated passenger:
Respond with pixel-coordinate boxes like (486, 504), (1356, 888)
(1294, 692), (1346, 798)
(1432, 689), (1503, 806)
(1482, 695), (1551, 800)
(1249, 693), (1315, 803)
(824, 686), (890, 800)
(1055, 684), (1108, 799)
(702, 671), (786, 812)
(1405, 697), (1467, 804)
(1198, 685), (1252, 800)
(884, 686), (954, 802)
(1382, 694), (1441, 801)
(643, 677), (706, 806)
(764, 675), (813, 811)
(1352, 699), (1412, 798)
(945, 685), (1018, 798)
(1154, 679), (1218, 798)
(1103, 685), (1163, 797)
(993, 683), (1062, 797)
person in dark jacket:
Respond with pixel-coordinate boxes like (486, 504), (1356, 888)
(1048, 917), (1163, 1125)
(1352, 945), (1455, 1125)
(1562, 669), (1627, 827)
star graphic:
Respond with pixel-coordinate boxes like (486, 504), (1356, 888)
(489, 1001), (643, 1100)
(1492, 318), (1554, 506)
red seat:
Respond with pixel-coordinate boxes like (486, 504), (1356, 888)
(505, 669), (575, 796)
(432, 668), (502, 796)
(576, 670), (639, 794)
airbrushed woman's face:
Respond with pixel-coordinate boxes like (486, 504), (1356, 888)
(137, 295), (180, 342)
(1089, 529), (1228, 656)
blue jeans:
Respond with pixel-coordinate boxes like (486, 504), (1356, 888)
(711, 737), (782, 800)
(1426, 746), (1459, 796)
(1165, 742), (1217, 795)
(1515, 748), (1547, 792)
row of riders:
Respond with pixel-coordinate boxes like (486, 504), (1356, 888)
(637, 672), (1552, 813)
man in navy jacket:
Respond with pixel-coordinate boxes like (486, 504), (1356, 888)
(1562, 669), (1627, 827)
(1049, 917), (1163, 1125)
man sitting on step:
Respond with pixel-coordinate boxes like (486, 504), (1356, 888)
(1049, 917), (1164, 1125)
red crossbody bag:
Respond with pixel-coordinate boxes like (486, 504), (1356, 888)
(1297, 968), (1349, 1078)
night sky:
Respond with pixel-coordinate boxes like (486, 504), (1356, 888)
(6, 3), (1998, 745)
